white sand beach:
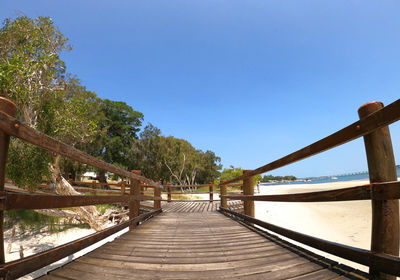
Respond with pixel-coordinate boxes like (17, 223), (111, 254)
(4, 225), (128, 279)
(254, 179), (400, 274)
(5, 180), (399, 279)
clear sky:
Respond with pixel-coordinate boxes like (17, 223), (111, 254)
(2, 0), (400, 178)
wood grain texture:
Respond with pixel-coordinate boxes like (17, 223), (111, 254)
(223, 181), (400, 202)
(0, 111), (161, 188)
(222, 98), (400, 185)
(220, 207), (400, 278)
(359, 101), (399, 280)
(40, 210), (361, 280)
(0, 97), (16, 265)
(0, 210), (161, 279)
(2, 192), (130, 210)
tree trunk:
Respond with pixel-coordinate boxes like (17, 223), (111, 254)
(51, 155), (109, 231)
(97, 170), (109, 189)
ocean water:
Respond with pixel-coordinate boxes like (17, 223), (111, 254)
(262, 166), (400, 186)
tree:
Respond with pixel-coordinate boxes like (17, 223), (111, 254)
(194, 150), (222, 184)
(86, 99), (143, 185)
(220, 166), (243, 183)
(261, 174), (297, 182)
(0, 16), (71, 190)
(0, 16), (70, 128)
(130, 123), (165, 180)
(131, 125), (222, 185)
(219, 166), (262, 186)
(0, 16), (107, 230)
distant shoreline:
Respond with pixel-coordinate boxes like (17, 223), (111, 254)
(261, 166), (400, 186)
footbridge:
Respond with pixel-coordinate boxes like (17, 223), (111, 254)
(0, 98), (399, 279)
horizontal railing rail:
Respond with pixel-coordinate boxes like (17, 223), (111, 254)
(223, 181), (400, 202)
(0, 209), (161, 279)
(0, 97), (163, 278)
(218, 99), (400, 279)
(221, 98), (400, 185)
(163, 182), (243, 202)
(220, 207), (400, 277)
(0, 108), (161, 188)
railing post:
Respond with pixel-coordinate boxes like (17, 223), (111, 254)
(358, 101), (399, 280)
(129, 170), (141, 230)
(243, 170), (255, 218)
(220, 180), (227, 208)
(209, 182), (213, 202)
(0, 97), (17, 265)
(167, 185), (172, 202)
(154, 181), (161, 210)
(121, 180), (126, 208)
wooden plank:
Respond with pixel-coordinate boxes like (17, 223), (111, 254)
(359, 102), (399, 280)
(87, 247), (288, 264)
(287, 267), (352, 280)
(2, 192), (129, 210)
(220, 207), (400, 277)
(222, 98), (400, 185)
(0, 209), (161, 279)
(72, 186), (120, 195)
(0, 111), (161, 188)
(70, 181), (122, 187)
(42, 209), (369, 279)
(0, 98), (16, 265)
(223, 181), (400, 203)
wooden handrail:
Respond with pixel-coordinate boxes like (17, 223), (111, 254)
(219, 100), (400, 279)
(0, 110), (162, 189)
(165, 183), (242, 188)
(222, 181), (400, 202)
(0, 209), (161, 279)
(220, 207), (400, 277)
(221, 98), (400, 185)
(0, 97), (165, 278)
(1, 193), (129, 210)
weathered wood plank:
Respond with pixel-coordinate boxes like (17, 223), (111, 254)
(222, 98), (400, 185)
(0, 209), (161, 279)
(223, 181), (400, 203)
(42, 210), (363, 280)
(220, 207), (400, 277)
(2, 192), (129, 210)
(0, 110), (161, 188)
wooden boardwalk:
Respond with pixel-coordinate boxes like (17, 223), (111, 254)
(161, 200), (244, 213)
(40, 203), (367, 280)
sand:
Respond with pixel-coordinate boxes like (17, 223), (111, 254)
(5, 180), (399, 278)
(255, 179), (400, 274)
(4, 226), (128, 279)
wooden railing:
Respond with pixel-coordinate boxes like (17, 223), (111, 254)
(218, 100), (400, 279)
(163, 183), (242, 202)
(0, 97), (163, 279)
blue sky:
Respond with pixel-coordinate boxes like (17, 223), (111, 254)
(2, 0), (400, 177)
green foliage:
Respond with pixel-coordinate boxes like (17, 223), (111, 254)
(261, 174), (297, 182)
(219, 166), (262, 186)
(6, 140), (52, 191)
(220, 166), (243, 183)
(95, 204), (118, 215)
(0, 15), (222, 192)
(4, 210), (88, 233)
(254, 174), (262, 185)
(0, 16), (70, 124)
(131, 124), (222, 184)
(0, 16), (101, 188)
(88, 99), (143, 171)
